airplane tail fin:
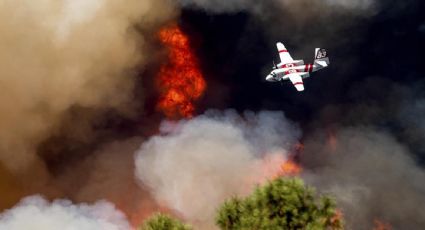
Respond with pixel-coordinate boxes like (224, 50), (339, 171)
(314, 48), (330, 67)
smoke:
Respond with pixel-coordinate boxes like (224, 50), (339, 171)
(1, 0), (422, 229)
(0, 0), (176, 190)
(0, 195), (130, 230)
(353, 78), (425, 162)
(178, 0), (377, 14)
(61, 137), (161, 226)
(301, 128), (425, 229)
(296, 78), (425, 229)
(135, 110), (300, 229)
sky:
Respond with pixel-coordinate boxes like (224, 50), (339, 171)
(0, 0), (425, 229)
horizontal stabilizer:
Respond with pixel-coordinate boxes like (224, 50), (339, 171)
(315, 58), (330, 67)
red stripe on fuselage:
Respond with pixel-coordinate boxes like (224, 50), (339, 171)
(285, 70), (299, 74)
(293, 82), (303, 85)
(279, 50), (288, 53)
(280, 63), (297, 68)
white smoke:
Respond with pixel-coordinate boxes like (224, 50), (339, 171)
(0, 195), (131, 230)
(135, 110), (300, 229)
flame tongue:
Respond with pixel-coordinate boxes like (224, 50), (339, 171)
(280, 159), (302, 176)
(279, 143), (304, 177)
(373, 219), (392, 230)
(156, 25), (206, 119)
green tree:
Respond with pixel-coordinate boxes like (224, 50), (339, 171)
(216, 178), (343, 230)
(140, 213), (192, 230)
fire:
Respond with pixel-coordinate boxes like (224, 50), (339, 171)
(280, 159), (302, 176)
(254, 151), (303, 186)
(279, 143), (304, 176)
(327, 128), (338, 152)
(330, 209), (344, 229)
(156, 24), (206, 119)
(373, 219), (392, 230)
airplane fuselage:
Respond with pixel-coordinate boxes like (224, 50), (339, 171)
(266, 61), (323, 82)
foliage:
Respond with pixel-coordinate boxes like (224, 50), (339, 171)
(216, 178), (343, 230)
(140, 213), (192, 230)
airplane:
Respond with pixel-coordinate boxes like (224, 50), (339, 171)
(265, 42), (330, 91)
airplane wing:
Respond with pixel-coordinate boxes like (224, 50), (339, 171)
(277, 42), (293, 64)
(287, 73), (305, 91)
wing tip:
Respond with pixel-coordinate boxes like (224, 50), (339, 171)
(276, 42), (285, 49)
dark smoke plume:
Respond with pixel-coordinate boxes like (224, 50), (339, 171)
(301, 128), (425, 229)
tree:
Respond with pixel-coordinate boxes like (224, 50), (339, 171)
(216, 178), (343, 230)
(140, 213), (192, 230)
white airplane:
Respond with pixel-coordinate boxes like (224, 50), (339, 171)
(266, 42), (330, 91)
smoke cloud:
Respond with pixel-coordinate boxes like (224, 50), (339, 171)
(65, 138), (161, 227)
(0, 195), (130, 230)
(301, 128), (425, 229)
(135, 110), (300, 229)
(0, 0), (175, 190)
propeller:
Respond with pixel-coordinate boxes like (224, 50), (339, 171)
(273, 60), (277, 69)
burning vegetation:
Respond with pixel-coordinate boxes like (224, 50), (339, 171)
(373, 219), (393, 230)
(280, 159), (302, 176)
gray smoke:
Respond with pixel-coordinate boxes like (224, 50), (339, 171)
(178, 0), (377, 14)
(45, 137), (160, 226)
(135, 110), (300, 229)
(301, 128), (425, 229)
(0, 195), (131, 230)
(296, 76), (425, 229)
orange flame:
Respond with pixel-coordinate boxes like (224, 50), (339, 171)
(280, 159), (302, 176)
(373, 219), (392, 230)
(330, 209), (344, 229)
(278, 143), (304, 177)
(156, 25), (206, 119)
(327, 128), (338, 152)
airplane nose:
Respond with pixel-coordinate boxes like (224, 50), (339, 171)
(266, 74), (273, 82)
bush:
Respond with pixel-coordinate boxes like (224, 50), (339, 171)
(216, 178), (343, 230)
(140, 213), (192, 230)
